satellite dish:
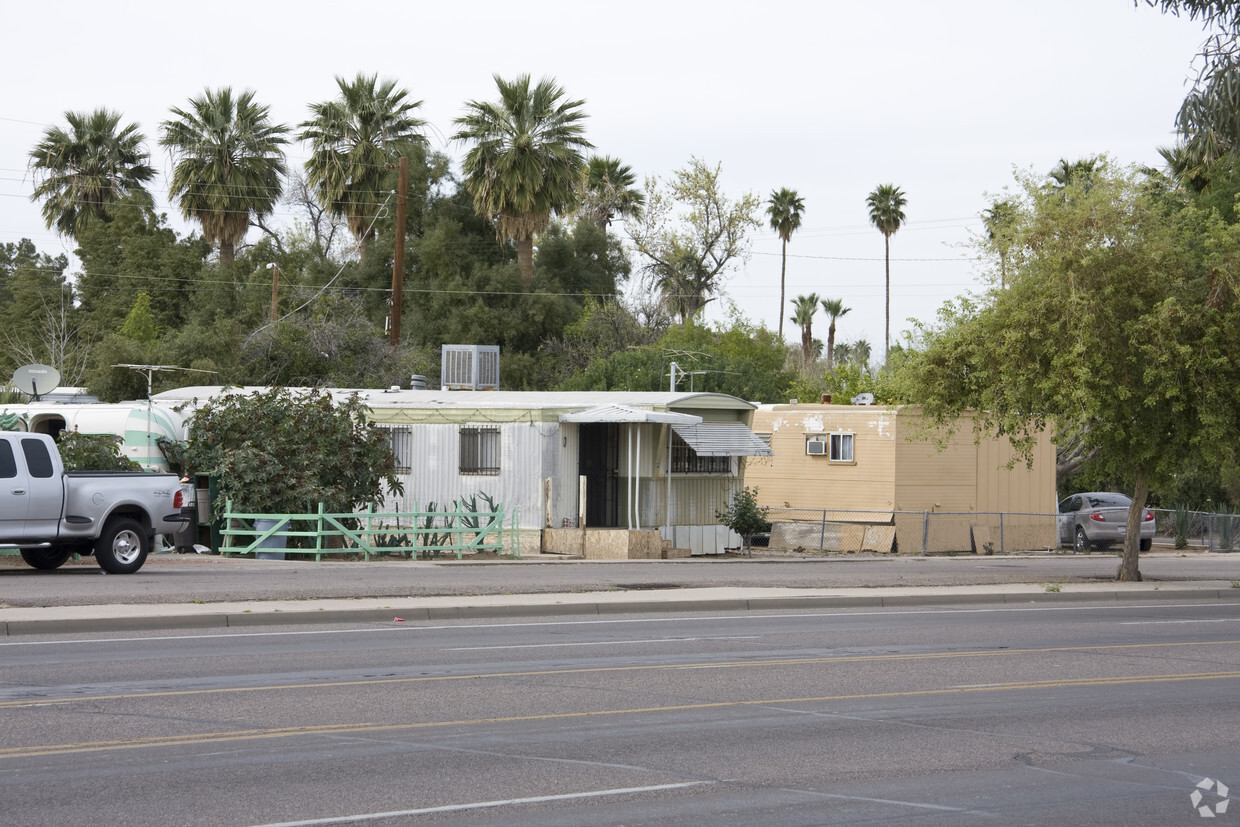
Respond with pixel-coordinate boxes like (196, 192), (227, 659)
(11, 364), (61, 400)
(850, 392), (875, 406)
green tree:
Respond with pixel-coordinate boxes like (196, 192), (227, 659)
(28, 109), (155, 240)
(0, 240), (81, 382)
(629, 158), (761, 323)
(118, 292), (159, 343)
(902, 161), (1240, 581)
(866, 183), (907, 361)
(453, 74), (592, 290)
(790, 293), (819, 366)
(160, 87), (289, 268)
(578, 155), (645, 230)
(715, 486), (769, 556)
(819, 297), (850, 370)
(981, 199), (1019, 288)
(183, 387), (402, 516)
(766, 188), (805, 341)
(300, 74), (427, 260)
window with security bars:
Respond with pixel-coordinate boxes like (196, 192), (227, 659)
(377, 425), (412, 474)
(670, 432), (730, 474)
(459, 426), (500, 475)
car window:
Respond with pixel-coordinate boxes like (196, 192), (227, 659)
(0, 441), (15, 479)
(20, 438), (54, 479)
(1087, 494), (1131, 508)
(1058, 498), (1073, 514)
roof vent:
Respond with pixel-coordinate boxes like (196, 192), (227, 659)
(441, 345), (499, 391)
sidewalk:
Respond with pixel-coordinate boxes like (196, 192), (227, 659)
(4, 580), (1238, 636)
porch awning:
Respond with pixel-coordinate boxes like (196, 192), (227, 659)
(672, 422), (774, 457)
(560, 404), (701, 425)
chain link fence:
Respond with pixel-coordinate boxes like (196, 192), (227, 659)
(761, 507), (1240, 554)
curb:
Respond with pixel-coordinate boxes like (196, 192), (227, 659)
(4, 588), (1239, 637)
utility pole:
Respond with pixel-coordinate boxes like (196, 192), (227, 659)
(267, 263), (280, 322)
(389, 156), (408, 347)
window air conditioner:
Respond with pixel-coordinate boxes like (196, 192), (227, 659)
(806, 439), (827, 456)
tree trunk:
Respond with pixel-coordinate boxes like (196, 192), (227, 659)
(884, 233), (891, 362)
(826, 321), (836, 370)
(778, 241), (787, 341)
(801, 326), (812, 366)
(220, 239), (235, 269)
(1117, 468), (1148, 582)
(517, 237), (534, 291)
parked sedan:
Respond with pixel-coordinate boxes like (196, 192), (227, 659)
(1058, 492), (1155, 552)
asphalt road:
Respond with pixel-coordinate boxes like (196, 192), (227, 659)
(2, 600), (1238, 824)
(1, 550), (1239, 607)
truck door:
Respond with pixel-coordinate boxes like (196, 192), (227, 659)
(18, 437), (62, 538)
(0, 439), (29, 536)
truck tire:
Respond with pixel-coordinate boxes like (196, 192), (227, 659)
(95, 518), (149, 574)
(20, 547), (73, 570)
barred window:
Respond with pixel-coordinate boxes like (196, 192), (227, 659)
(377, 425), (412, 474)
(670, 432), (730, 475)
(460, 426), (500, 475)
(830, 433), (855, 462)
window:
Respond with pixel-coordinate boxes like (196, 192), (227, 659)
(459, 427), (500, 475)
(0, 442), (15, 479)
(670, 432), (730, 474)
(378, 425), (412, 474)
(829, 433), (854, 462)
(20, 438), (54, 478)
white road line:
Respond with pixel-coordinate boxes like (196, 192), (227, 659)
(1119, 618), (1240, 625)
(252, 781), (711, 826)
(445, 636), (760, 651)
(3, 602), (1237, 647)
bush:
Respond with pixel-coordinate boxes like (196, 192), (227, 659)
(56, 431), (140, 472)
(716, 486), (770, 556)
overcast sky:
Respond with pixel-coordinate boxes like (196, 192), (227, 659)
(0, 1), (1211, 357)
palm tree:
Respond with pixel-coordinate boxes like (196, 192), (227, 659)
(453, 74), (592, 290)
(161, 88), (288, 268)
(981, 199), (1018, 288)
(766, 188), (805, 341)
(28, 109), (155, 240)
(1048, 157), (1100, 192)
(866, 184), (907, 361)
(820, 298), (850, 370)
(579, 155), (644, 230)
(300, 74), (426, 259)
(790, 292), (820, 366)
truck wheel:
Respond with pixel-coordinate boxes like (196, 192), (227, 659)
(95, 518), (149, 574)
(20, 548), (73, 570)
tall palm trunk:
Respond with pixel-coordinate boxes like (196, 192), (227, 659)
(1117, 468), (1148, 582)
(517, 238), (534, 290)
(778, 240), (787, 340)
(883, 233), (891, 361)
(826, 321), (837, 370)
(220, 239), (235, 269)
(801, 326), (812, 365)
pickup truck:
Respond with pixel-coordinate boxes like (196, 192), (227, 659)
(0, 432), (186, 574)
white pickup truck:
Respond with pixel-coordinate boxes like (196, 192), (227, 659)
(0, 432), (187, 574)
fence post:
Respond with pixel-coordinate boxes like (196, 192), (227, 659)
(999, 512), (1005, 555)
(819, 509), (827, 552)
(922, 511), (930, 556)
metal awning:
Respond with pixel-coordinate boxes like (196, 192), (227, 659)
(671, 422), (773, 457)
(560, 404), (701, 425)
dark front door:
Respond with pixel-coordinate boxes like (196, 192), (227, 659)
(578, 423), (620, 527)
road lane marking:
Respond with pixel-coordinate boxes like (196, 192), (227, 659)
(252, 782), (713, 825)
(3, 669), (1239, 759)
(2, 639), (1238, 709)
(444, 636), (760, 651)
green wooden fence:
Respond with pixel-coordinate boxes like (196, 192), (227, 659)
(220, 501), (520, 560)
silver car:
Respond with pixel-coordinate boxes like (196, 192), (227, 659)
(1058, 492), (1155, 553)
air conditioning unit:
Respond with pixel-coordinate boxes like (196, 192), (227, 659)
(441, 345), (500, 391)
(806, 439), (827, 456)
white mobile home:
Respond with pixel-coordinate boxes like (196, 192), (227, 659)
(0, 400), (188, 471)
(154, 387), (773, 555)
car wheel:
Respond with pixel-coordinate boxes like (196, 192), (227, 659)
(1139, 538), (1152, 552)
(19, 547), (73, 570)
(1074, 526), (1092, 554)
(95, 518), (149, 574)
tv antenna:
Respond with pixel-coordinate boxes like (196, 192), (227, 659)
(113, 364), (218, 454)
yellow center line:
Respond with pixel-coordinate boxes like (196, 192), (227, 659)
(2, 638), (1238, 710)
(3, 669), (1239, 759)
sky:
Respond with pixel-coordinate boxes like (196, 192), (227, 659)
(0, 0), (1213, 359)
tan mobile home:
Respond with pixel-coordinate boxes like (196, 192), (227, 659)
(744, 403), (1056, 553)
